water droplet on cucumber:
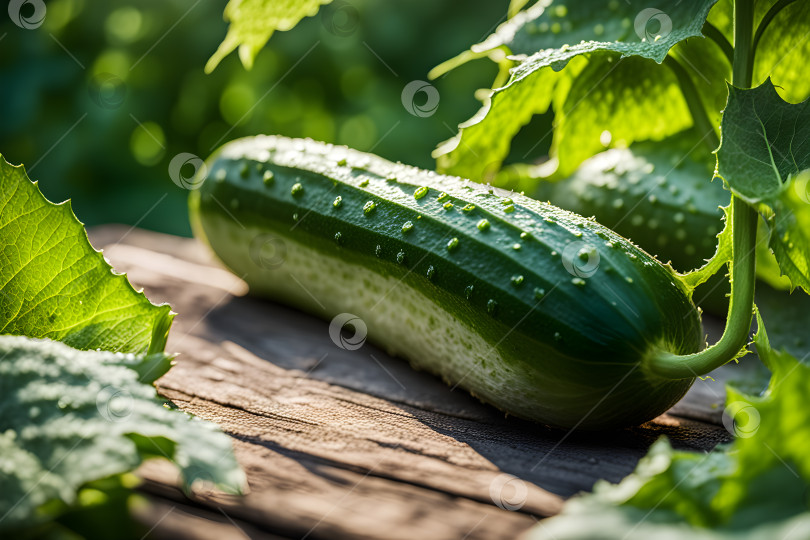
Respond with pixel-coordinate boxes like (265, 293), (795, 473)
(487, 299), (498, 314)
(414, 186), (429, 200)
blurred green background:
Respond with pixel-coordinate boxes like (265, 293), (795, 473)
(0, 0), (552, 237)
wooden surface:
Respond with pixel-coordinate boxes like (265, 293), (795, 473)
(89, 225), (739, 540)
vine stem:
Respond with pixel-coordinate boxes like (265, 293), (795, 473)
(648, 0), (759, 379)
(702, 21), (734, 66)
(663, 55), (720, 152)
(752, 0), (799, 55)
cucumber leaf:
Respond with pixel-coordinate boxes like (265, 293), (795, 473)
(754, 223), (793, 292)
(0, 336), (245, 531)
(0, 156), (173, 354)
(508, 0), (531, 19)
(752, 1), (810, 103)
(435, 0), (720, 180)
(473, 0), (717, 64)
(715, 80), (810, 293)
(550, 54), (694, 177)
(1, 157), (243, 533)
(433, 58), (577, 181)
(756, 283), (810, 363)
(680, 205), (732, 290)
(435, 53), (696, 181)
(526, 311), (810, 539)
(206, 0), (332, 73)
(707, 0), (810, 102)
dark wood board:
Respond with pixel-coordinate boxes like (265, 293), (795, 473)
(88, 225), (743, 540)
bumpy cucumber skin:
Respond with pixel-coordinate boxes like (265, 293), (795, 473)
(190, 136), (702, 429)
(534, 140), (729, 273)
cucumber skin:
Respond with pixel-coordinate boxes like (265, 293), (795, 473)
(189, 136), (702, 429)
(532, 139), (732, 315)
(533, 142), (729, 274)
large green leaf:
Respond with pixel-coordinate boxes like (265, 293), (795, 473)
(716, 80), (810, 293)
(0, 156), (173, 354)
(526, 312), (810, 539)
(474, 0), (717, 63)
(709, 0), (810, 103)
(433, 58), (578, 181)
(206, 0), (333, 73)
(0, 336), (245, 531)
(435, 0), (721, 180)
(752, 1), (810, 102)
(667, 30), (731, 129)
(550, 55), (693, 177)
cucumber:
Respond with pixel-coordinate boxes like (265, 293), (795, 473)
(532, 135), (733, 315)
(189, 136), (703, 429)
(532, 136), (729, 273)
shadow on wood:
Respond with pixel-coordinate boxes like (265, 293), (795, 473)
(89, 225), (734, 540)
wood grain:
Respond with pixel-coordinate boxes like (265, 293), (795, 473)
(89, 225), (739, 540)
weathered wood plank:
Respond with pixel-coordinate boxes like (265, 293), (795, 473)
(88, 225), (734, 539)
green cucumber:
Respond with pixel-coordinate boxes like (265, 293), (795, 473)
(532, 135), (733, 315)
(533, 136), (729, 274)
(189, 136), (703, 429)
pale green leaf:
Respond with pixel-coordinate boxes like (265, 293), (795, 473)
(680, 205), (732, 290)
(550, 33), (728, 176)
(551, 54), (694, 177)
(0, 156), (173, 354)
(206, 0), (332, 73)
(433, 59), (578, 181)
(667, 31), (731, 129)
(0, 336), (244, 531)
(706, 0), (810, 102)
(753, 1), (810, 103)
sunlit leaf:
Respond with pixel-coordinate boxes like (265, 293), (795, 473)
(435, 0), (720, 180)
(0, 156), (173, 354)
(475, 0), (716, 63)
(206, 0), (333, 73)
(752, 1), (810, 103)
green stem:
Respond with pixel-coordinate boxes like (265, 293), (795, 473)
(648, 0), (758, 380)
(733, 0), (755, 87)
(702, 21), (734, 66)
(648, 199), (757, 378)
(752, 0), (798, 56)
(664, 55), (720, 152)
